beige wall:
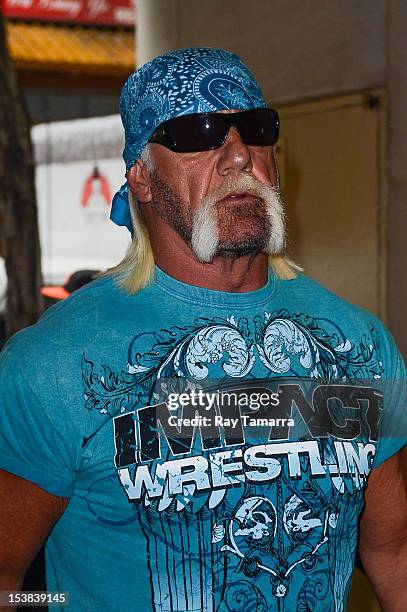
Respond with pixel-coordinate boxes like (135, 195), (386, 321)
(137, 0), (406, 354)
(137, 0), (386, 103)
(387, 0), (407, 353)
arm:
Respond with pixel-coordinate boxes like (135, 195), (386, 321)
(359, 446), (407, 611)
(0, 469), (68, 608)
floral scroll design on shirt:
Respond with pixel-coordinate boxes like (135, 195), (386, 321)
(254, 310), (383, 380)
(82, 311), (384, 416)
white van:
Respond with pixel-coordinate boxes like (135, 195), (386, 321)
(32, 114), (130, 284)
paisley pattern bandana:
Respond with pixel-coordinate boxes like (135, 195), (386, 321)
(111, 47), (267, 234)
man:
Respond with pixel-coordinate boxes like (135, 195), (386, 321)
(0, 48), (406, 612)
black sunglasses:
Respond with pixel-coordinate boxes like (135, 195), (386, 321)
(148, 107), (279, 152)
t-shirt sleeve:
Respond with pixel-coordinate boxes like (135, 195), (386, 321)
(0, 345), (78, 497)
(371, 324), (407, 469)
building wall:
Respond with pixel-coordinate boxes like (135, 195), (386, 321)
(137, 0), (406, 354)
(387, 0), (407, 353)
(26, 90), (119, 123)
(137, 0), (386, 103)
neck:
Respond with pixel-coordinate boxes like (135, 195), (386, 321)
(148, 219), (269, 292)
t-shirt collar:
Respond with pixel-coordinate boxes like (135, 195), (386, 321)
(154, 265), (276, 308)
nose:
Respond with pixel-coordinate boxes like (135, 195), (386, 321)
(216, 126), (253, 176)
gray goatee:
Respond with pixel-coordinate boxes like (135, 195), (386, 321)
(191, 174), (285, 263)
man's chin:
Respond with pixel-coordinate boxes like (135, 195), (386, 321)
(213, 240), (268, 259)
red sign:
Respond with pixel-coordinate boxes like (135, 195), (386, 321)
(81, 166), (111, 208)
(3, 0), (136, 26)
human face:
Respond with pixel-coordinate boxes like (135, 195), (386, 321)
(146, 110), (283, 261)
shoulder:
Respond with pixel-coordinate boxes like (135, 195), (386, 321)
(3, 277), (111, 359)
(2, 277), (124, 366)
(279, 273), (372, 316)
(278, 272), (383, 329)
(275, 273), (404, 377)
(1, 274), (161, 376)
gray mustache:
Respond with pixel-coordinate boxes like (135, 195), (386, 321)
(209, 175), (277, 203)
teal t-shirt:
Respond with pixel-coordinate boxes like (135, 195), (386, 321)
(0, 268), (405, 612)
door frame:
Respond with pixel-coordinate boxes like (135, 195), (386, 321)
(274, 89), (387, 321)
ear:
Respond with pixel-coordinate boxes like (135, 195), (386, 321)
(127, 161), (152, 204)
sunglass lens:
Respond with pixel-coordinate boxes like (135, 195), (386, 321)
(170, 114), (226, 152)
(237, 109), (279, 146)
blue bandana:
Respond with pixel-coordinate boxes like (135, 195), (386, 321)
(111, 47), (267, 233)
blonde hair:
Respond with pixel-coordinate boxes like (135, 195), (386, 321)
(105, 190), (302, 294)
